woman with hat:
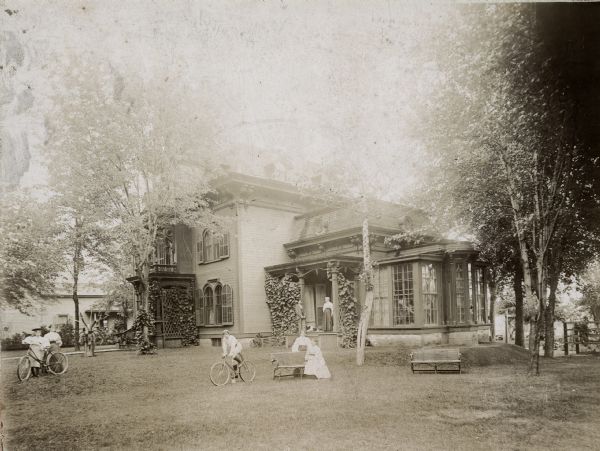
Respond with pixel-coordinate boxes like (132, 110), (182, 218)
(21, 327), (50, 377)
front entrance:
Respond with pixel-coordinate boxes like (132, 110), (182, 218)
(303, 280), (331, 331)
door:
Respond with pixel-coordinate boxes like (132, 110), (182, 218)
(315, 284), (326, 330)
(303, 284), (316, 328)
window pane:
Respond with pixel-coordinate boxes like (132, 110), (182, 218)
(215, 285), (223, 325)
(392, 263), (414, 325)
(203, 231), (212, 262)
(468, 263), (473, 321)
(222, 285), (233, 324)
(422, 263), (438, 325)
(204, 286), (214, 325)
(455, 263), (466, 323)
(477, 268), (485, 323)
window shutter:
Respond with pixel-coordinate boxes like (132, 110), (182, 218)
(196, 289), (204, 326)
(221, 232), (230, 258)
(203, 230), (212, 262)
(222, 285), (233, 325)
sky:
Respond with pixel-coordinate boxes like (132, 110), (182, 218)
(2, 1), (455, 199)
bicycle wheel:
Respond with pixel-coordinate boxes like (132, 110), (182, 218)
(17, 356), (31, 381)
(46, 352), (69, 375)
(239, 360), (256, 383)
(209, 361), (231, 386)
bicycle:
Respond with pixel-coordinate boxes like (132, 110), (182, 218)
(209, 354), (256, 386)
(17, 347), (69, 382)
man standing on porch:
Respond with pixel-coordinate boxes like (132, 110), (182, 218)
(323, 297), (333, 332)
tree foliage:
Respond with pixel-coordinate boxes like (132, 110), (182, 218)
(580, 261), (600, 323)
(0, 192), (63, 312)
(412, 4), (600, 373)
(45, 62), (219, 345)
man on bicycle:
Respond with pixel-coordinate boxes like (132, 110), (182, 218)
(222, 330), (243, 383)
(21, 327), (50, 377)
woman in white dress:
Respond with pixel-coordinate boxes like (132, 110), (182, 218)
(304, 343), (331, 379)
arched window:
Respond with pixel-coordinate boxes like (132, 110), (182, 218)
(198, 229), (230, 264)
(195, 283), (234, 327)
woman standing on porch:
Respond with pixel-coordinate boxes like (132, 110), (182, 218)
(323, 297), (333, 332)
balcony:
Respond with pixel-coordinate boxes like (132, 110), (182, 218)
(150, 264), (178, 273)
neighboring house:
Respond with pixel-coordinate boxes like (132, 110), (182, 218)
(0, 284), (110, 338)
(129, 172), (491, 348)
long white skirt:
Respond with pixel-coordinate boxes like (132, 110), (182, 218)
(304, 348), (331, 379)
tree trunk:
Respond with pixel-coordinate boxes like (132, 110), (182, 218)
(73, 287), (80, 351)
(528, 258), (545, 375)
(136, 261), (151, 343)
(356, 216), (374, 366)
(514, 264), (525, 347)
(73, 240), (82, 351)
(489, 279), (496, 340)
(543, 272), (559, 358)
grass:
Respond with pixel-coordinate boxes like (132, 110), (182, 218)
(2, 344), (600, 451)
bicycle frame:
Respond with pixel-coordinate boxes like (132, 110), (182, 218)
(210, 353), (255, 386)
(27, 348), (49, 368)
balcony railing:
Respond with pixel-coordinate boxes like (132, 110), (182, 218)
(150, 264), (178, 273)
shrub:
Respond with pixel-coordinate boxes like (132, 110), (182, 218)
(59, 323), (75, 347)
(1, 332), (28, 351)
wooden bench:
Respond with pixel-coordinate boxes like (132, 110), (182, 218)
(270, 352), (306, 380)
(410, 348), (461, 374)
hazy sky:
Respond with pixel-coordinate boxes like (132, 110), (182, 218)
(2, 1), (453, 198)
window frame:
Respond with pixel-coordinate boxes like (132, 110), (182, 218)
(455, 262), (467, 324)
(421, 262), (439, 325)
(197, 283), (234, 327)
(392, 263), (415, 326)
(199, 229), (230, 264)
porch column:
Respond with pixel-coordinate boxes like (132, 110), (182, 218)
(298, 273), (306, 332)
(331, 268), (339, 333)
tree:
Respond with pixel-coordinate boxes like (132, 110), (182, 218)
(580, 260), (600, 324)
(46, 63), (219, 352)
(0, 191), (63, 312)
(413, 4), (600, 374)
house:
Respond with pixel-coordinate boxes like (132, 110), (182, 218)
(131, 172), (491, 348)
(0, 283), (115, 339)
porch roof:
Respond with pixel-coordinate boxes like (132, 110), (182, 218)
(376, 240), (479, 264)
(264, 255), (363, 275)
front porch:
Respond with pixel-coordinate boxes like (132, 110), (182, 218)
(265, 256), (363, 335)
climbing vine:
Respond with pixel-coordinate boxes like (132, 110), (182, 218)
(328, 270), (359, 348)
(162, 286), (198, 346)
(134, 281), (198, 354)
(133, 308), (157, 355)
(265, 273), (301, 343)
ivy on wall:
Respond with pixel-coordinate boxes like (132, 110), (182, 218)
(136, 280), (198, 353)
(329, 271), (359, 348)
(265, 273), (300, 343)
(162, 286), (198, 346)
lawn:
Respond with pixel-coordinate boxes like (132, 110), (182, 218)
(2, 344), (600, 451)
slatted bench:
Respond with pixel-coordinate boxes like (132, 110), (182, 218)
(410, 348), (461, 374)
(271, 352), (306, 380)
